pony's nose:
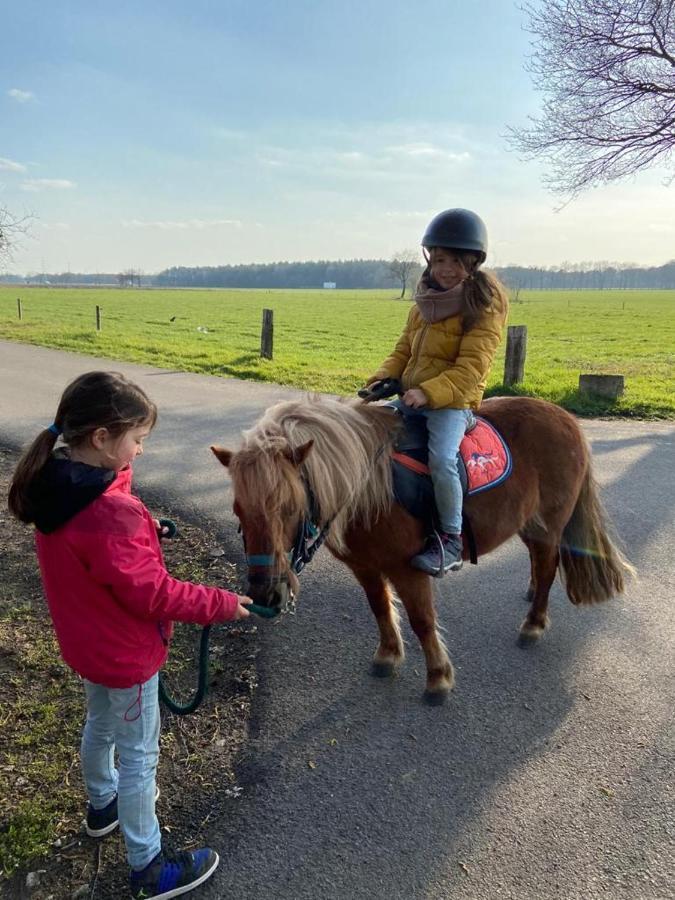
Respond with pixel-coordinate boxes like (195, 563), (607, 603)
(245, 579), (291, 610)
(246, 579), (273, 604)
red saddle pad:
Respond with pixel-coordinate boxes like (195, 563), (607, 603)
(461, 417), (511, 494)
(391, 416), (512, 496)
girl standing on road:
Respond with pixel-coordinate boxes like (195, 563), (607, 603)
(365, 209), (509, 576)
(8, 370), (251, 900)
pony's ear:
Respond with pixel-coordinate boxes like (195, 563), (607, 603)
(210, 446), (233, 467)
(284, 440), (314, 467)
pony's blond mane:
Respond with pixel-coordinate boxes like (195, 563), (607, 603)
(232, 396), (398, 552)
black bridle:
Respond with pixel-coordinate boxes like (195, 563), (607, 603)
(243, 428), (389, 609)
(242, 479), (333, 601)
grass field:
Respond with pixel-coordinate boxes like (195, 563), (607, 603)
(1, 286), (674, 417)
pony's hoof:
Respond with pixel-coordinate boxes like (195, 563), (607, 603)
(423, 688), (449, 706)
(371, 660), (396, 679)
(518, 621), (546, 645)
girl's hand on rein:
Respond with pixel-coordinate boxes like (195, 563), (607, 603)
(402, 388), (428, 409)
(154, 518), (178, 539)
(234, 596), (253, 619)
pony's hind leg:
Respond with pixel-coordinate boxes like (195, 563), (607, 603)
(350, 566), (404, 677)
(518, 532), (559, 642)
(388, 568), (454, 704)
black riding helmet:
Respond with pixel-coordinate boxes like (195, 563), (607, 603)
(421, 208), (488, 264)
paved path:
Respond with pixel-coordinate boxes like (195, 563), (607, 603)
(1, 341), (674, 900)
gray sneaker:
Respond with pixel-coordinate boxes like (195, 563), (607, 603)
(411, 533), (463, 576)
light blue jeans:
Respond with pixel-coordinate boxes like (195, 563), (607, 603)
(394, 401), (473, 535)
(81, 673), (161, 870)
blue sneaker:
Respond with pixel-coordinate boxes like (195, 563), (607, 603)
(86, 787), (160, 838)
(411, 532), (463, 576)
(130, 848), (219, 899)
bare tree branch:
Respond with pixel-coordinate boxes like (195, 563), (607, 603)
(508, 0), (675, 196)
(0, 206), (34, 267)
(386, 250), (421, 299)
(117, 268), (142, 287)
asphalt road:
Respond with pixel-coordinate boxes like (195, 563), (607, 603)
(1, 341), (673, 900)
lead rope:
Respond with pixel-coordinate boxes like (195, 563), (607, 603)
(158, 625), (212, 716)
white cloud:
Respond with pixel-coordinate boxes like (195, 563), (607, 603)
(387, 142), (471, 163)
(40, 222), (71, 231)
(0, 156), (27, 173)
(121, 218), (242, 230)
(8, 88), (34, 103)
(254, 134), (473, 185)
(336, 151), (365, 163)
(20, 179), (76, 192)
(383, 210), (433, 220)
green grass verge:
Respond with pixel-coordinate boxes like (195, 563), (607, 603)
(0, 607), (84, 877)
(1, 286), (673, 417)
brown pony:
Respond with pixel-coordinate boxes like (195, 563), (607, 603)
(211, 395), (634, 704)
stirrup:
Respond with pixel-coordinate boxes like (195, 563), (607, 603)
(430, 530), (446, 580)
(410, 530), (447, 579)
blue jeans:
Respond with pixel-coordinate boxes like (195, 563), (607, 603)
(81, 674), (161, 869)
(394, 401), (473, 534)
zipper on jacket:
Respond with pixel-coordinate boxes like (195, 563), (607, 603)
(407, 319), (429, 389)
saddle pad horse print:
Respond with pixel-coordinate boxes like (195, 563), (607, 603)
(460, 416), (512, 494)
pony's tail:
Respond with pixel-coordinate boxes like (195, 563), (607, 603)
(559, 467), (635, 606)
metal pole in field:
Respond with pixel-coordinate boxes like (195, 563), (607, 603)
(260, 308), (273, 359)
(95, 305), (102, 331)
(503, 324), (527, 386)
(17, 298), (22, 320)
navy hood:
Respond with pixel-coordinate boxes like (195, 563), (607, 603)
(29, 449), (116, 535)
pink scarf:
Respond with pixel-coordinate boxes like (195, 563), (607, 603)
(414, 276), (465, 323)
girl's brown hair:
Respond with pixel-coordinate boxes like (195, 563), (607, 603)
(8, 371), (157, 523)
(424, 248), (509, 332)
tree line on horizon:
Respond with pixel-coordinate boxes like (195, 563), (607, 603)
(2, 257), (675, 291)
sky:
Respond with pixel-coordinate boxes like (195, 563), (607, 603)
(1, 0), (673, 274)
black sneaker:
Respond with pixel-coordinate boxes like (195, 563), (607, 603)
(411, 532), (463, 576)
(86, 787), (160, 838)
(85, 795), (119, 838)
(130, 848), (219, 899)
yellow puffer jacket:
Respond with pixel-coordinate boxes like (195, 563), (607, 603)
(369, 295), (508, 410)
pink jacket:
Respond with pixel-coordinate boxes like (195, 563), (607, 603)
(35, 465), (239, 688)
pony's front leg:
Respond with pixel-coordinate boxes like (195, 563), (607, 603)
(350, 566), (404, 678)
(389, 569), (454, 704)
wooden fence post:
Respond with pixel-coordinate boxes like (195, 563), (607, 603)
(260, 308), (273, 359)
(17, 298), (22, 320)
(503, 325), (527, 386)
(95, 305), (102, 331)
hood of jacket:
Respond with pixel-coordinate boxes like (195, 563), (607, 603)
(29, 449), (123, 534)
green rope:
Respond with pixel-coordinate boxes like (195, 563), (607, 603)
(158, 625), (212, 716)
(156, 520), (278, 714)
(157, 605), (278, 716)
